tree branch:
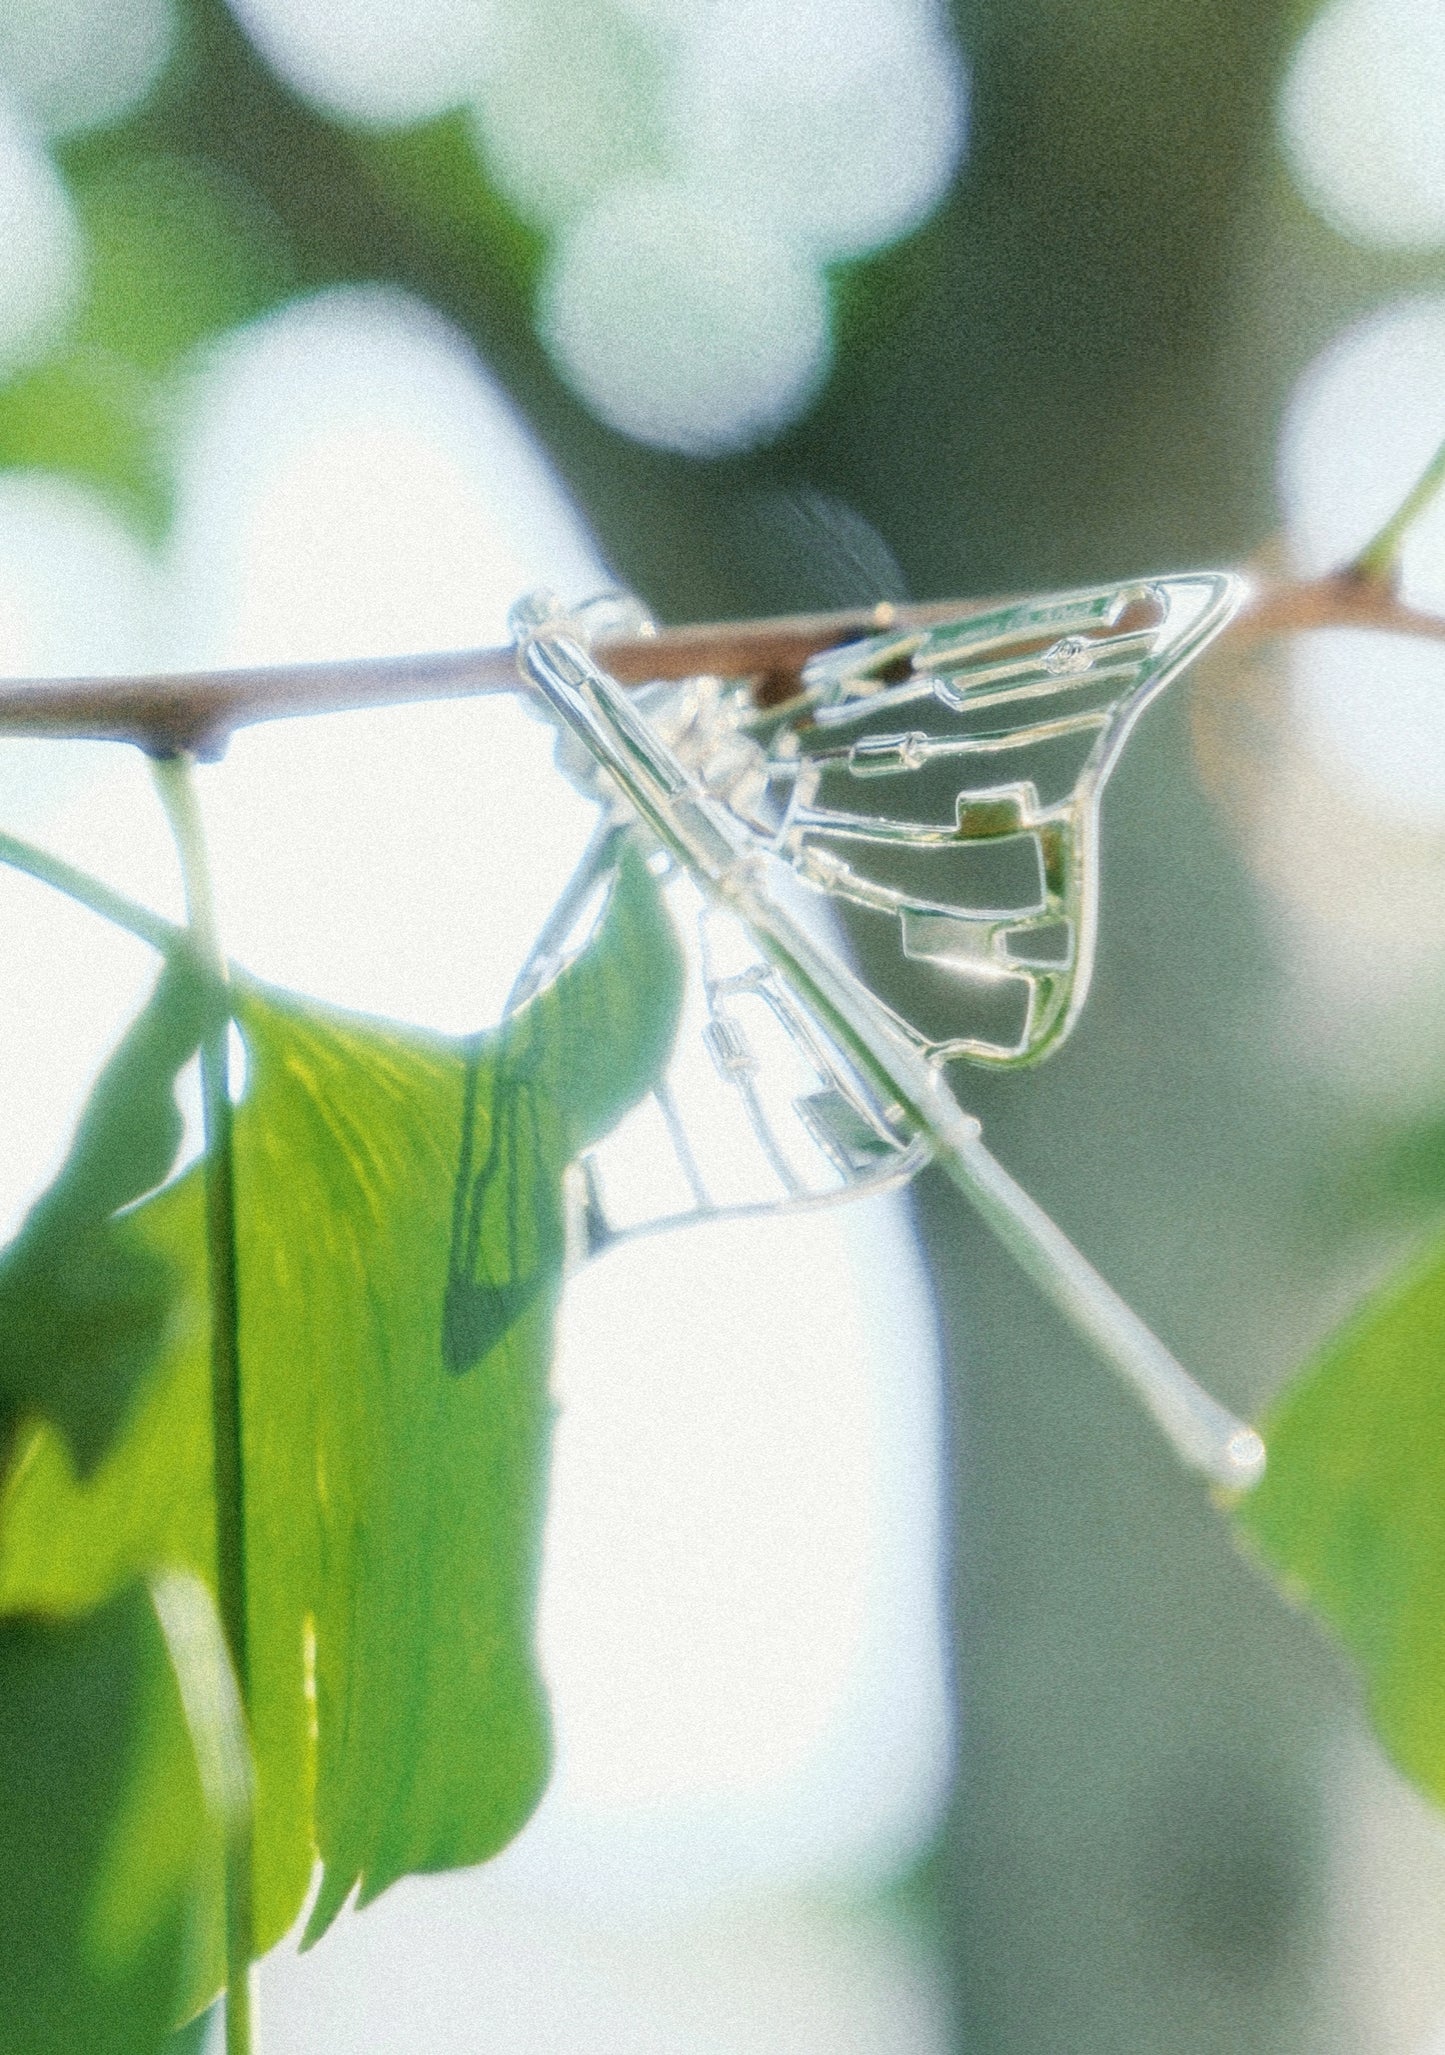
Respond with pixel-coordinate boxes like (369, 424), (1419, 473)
(1230, 570), (1445, 648)
(0, 571), (1439, 758)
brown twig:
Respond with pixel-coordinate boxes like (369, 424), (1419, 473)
(0, 575), (1440, 758)
(1230, 570), (1445, 649)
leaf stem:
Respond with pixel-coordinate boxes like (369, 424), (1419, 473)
(0, 828), (181, 955)
(1347, 433), (1445, 589)
(149, 755), (254, 2055)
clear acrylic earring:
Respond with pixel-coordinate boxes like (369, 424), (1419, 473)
(506, 578), (1265, 1493)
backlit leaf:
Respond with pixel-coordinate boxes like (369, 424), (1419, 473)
(0, 951), (220, 1475)
(0, 844), (681, 1982)
(1237, 1230), (1445, 1805)
(0, 1585), (209, 2055)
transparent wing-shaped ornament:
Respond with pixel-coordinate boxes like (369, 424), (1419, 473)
(563, 861), (934, 1254)
(509, 579), (1265, 1492)
(769, 572), (1239, 1065)
(488, 591), (930, 1255)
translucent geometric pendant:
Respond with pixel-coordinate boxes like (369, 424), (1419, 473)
(556, 860), (930, 1255)
(510, 575), (1264, 1490)
(742, 573), (1239, 1066)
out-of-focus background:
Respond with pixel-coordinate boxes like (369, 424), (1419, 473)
(2, 0), (1445, 2048)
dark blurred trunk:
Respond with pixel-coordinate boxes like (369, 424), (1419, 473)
(885, 691), (1355, 2054)
(802, 3), (1364, 2046)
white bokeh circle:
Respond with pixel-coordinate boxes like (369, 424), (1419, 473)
(169, 283), (606, 668)
(1279, 296), (1445, 826)
(673, 0), (967, 261)
(1278, 294), (1445, 604)
(0, 0), (175, 136)
(219, 0), (971, 452)
(1284, 630), (1445, 829)
(468, 0), (674, 231)
(0, 471), (163, 681)
(227, 0), (499, 129)
(0, 109), (82, 377)
(539, 183), (832, 456)
(1279, 0), (1445, 250)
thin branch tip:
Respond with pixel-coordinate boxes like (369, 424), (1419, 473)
(1342, 431), (1445, 592)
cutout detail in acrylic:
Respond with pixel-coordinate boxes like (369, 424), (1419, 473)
(781, 573), (1239, 1064)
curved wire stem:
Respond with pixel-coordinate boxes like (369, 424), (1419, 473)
(149, 755), (254, 2055)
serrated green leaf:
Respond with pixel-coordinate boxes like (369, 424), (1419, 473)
(0, 844), (681, 1980)
(0, 1585), (208, 2055)
(1237, 1230), (1445, 1803)
(0, 952), (221, 1475)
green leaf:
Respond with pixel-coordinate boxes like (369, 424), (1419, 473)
(0, 1585), (209, 2055)
(166, 2007), (215, 2053)
(1237, 1230), (1445, 1804)
(445, 847), (679, 1370)
(0, 952), (221, 1475)
(0, 844), (681, 1979)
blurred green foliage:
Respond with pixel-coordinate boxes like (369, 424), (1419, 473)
(0, 145), (293, 530)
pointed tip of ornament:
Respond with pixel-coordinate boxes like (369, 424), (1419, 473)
(1220, 1425), (1267, 1491)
